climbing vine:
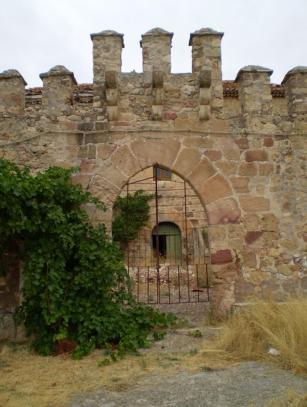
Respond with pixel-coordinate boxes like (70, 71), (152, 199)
(112, 190), (154, 248)
(0, 159), (173, 358)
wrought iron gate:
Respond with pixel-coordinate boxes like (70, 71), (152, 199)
(124, 164), (210, 304)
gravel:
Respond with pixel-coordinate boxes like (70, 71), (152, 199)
(69, 360), (307, 407)
(68, 324), (307, 407)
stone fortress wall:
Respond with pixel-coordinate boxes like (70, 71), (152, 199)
(0, 27), (306, 321)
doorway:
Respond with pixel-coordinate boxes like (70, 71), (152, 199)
(152, 222), (182, 264)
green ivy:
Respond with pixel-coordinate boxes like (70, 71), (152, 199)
(0, 159), (174, 357)
(112, 190), (153, 247)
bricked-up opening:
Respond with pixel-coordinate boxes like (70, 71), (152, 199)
(152, 222), (181, 262)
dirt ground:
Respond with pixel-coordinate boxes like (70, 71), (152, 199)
(1, 321), (307, 407)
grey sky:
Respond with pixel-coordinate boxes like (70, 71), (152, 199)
(1, 0), (306, 87)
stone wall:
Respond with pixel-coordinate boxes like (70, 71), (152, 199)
(0, 28), (306, 323)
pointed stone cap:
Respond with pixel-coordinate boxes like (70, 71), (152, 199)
(39, 65), (77, 84)
(90, 29), (124, 47)
(0, 69), (27, 86)
(189, 27), (224, 45)
(235, 65), (273, 82)
(140, 27), (173, 48)
(142, 27), (173, 38)
(282, 66), (307, 84)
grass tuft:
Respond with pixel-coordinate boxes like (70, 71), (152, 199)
(265, 389), (307, 407)
(216, 298), (307, 373)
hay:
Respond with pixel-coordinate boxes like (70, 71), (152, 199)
(0, 336), (210, 407)
(0, 345), (167, 407)
(215, 298), (307, 373)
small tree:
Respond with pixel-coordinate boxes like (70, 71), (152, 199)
(0, 159), (173, 357)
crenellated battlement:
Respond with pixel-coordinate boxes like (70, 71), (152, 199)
(0, 27), (306, 124)
(0, 27), (307, 328)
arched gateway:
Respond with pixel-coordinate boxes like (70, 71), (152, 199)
(117, 164), (210, 304)
(1, 26), (304, 328)
(87, 135), (242, 313)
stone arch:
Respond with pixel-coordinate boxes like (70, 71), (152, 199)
(82, 136), (243, 316)
(89, 137), (241, 227)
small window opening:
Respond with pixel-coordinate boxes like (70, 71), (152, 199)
(153, 165), (172, 181)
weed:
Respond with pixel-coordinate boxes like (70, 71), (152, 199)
(188, 329), (203, 338)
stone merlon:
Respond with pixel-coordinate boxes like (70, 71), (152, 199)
(235, 66), (273, 82)
(189, 27), (224, 45)
(282, 66), (307, 84)
(90, 29), (125, 48)
(141, 27), (173, 39)
(39, 65), (77, 85)
(0, 69), (27, 86)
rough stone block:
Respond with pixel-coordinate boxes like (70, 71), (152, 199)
(263, 137), (273, 147)
(245, 231), (264, 245)
(97, 143), (116, 160)
(211, 249), (233, 265)
(189, 157), (216, 187)
(216, 161), (237, 176)
(200, 174), (233, 204)
(111, 145), (141, 177)
(230, 176), (249, 193)
(239, 196), (270, 212)
(172, 147), (202, 178)
(261, 213), (279, 232)
(207, 197), (241, 225)
(88, 144), (96, 159)
(245, 150), (268, 162)
(130, 139), (181, 170)
(242, 251), (257, 268)
(258, 163), (274, 176)
(235, 279), (256, 301)
(239, 162), (257, 176)
(204, 150), (222, 161)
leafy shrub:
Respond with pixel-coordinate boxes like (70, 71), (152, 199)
(0, 159), (173, 357)
(112, 190), (153, 247)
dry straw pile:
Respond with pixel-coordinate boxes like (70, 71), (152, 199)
(217, 298), (307, 373)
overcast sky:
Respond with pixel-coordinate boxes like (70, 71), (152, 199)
(1, 0), (306, 87)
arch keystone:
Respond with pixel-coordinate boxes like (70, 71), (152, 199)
(130, 139), (181, 170)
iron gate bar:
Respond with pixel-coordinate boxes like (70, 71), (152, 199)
(177, 265), (181, 303)
(196, 264), (200, 302)
(167, 266), (171, 303)
(124, 165), (210, 305)
(126, 183), (130, 273)
(137, 266), (140, 302)
(147, 266), (149, 303)
(206, 264), (210, 302)
(154, 164), (160, 304)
